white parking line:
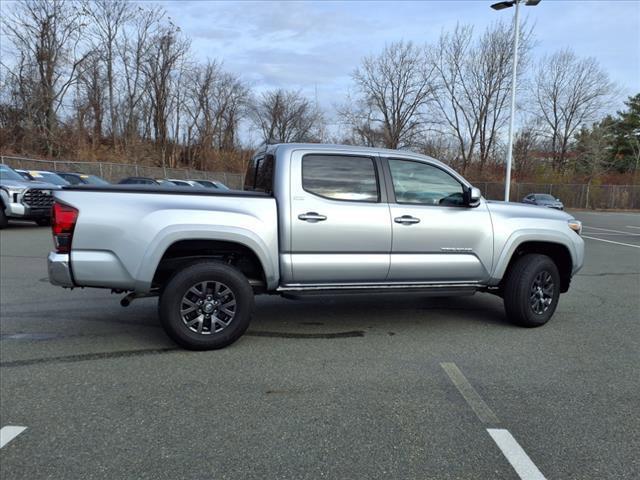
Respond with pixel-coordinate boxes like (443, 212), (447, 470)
(583, 225), (640, 235)
(0, 426), (27, 448)
(440, 362), (499, 424)
(487, 429), (547, 480)
(582, 235), (640, 249)
(627, 226), (640, 229)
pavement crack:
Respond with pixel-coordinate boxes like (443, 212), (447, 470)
(246, 330), (365, 339)
(577, 272), (640, 277)
(0, 347), (179, 368)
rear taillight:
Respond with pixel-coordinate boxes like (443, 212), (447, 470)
(52, 201), (78, 254)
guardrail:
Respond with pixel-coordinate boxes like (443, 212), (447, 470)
(2, 155), (638, 209)
(0, 156), (244, 190)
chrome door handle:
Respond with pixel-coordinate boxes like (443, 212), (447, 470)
(394, 215), (420, 225)
(298, 212), (327, 222)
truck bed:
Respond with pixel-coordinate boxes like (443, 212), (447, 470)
(53, 186), (279, 291)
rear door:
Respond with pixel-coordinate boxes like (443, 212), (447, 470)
(288, 150), (392, 284)
(384, 157), (493, 283)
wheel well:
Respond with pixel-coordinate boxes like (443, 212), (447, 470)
(152, 239), (266, 291)
(504, 241), (573, 293)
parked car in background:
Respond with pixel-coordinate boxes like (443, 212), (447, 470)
(522, 193), (564, 210)
(118, 177), (162, 185)
(56, 172), (110, 185)
(190, 179), (230, 190)
(16, 169), (70, 186)
(0, 164), (58, 228)
(164, 179), (194, 187)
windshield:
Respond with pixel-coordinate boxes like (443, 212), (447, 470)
(28, 171), (69, 185)
(82, 175), (109, 185)
(536, 194), (556, 201)
(0, 165), (25, 181)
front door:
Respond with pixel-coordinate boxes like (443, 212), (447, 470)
(288, 151), (392, 284)
(384, 158), (493, 283)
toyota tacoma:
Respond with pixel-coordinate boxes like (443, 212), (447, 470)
(47, 144), (584, 349)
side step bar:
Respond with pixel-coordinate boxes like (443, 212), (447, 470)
(277, 282), (481, 297)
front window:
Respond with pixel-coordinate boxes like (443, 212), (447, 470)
(302, 154), (379, 202)
(388, 159), (465, 206)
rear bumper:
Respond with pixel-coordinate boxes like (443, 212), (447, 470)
(47, 252), (74, 287)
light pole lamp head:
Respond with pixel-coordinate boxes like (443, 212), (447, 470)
(491, 0), (540, 9)
(491, 1), (516, 10)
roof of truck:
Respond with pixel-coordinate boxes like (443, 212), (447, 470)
(262, 142), (453, 175)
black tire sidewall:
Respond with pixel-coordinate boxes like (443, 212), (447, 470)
(159, 262), (254, 350)
(504, 254), (561, 327)
(0, 207), (8, 229)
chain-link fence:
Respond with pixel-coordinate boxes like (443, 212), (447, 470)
(0, 156), (244, 190)
(2, 155), (638, 209)
(473, 182), (640, 210)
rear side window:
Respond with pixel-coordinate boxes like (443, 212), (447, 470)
(244, 154), (274, 194)
(302, 155), (379, 202)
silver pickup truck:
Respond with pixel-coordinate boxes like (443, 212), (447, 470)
(48, 144), (584, 349)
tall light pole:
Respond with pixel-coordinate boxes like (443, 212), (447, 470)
(491, 0), (540, 201)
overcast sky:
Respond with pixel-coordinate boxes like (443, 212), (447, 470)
(162, 0), (640, 127)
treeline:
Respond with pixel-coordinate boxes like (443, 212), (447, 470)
(0, 0), (637, 182)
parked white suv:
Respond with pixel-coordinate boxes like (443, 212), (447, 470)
(0, 164), (58, 228)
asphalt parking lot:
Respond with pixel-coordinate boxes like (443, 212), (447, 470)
(1, 211), (638, 479)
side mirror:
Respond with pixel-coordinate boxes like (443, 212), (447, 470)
(468, 186), (481, 207)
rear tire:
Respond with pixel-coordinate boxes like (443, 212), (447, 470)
(159, 262), (254, 350)
(0, 207), (7, 229)
(503, 254), (560, 328)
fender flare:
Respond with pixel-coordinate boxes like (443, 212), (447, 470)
(490, 229), (576, 284)
(134, 224), (278, 292)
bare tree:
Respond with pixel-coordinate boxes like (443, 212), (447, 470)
(75, 50), (107, 149)
(347, 41), (435, 149)
(142, 21), (190, 166)
(1, 0), (88, 156)
(249, 89), (323, 144)
(183, 61), (249, 168)
(336, 93), (386, 147)
(513, 123), (541, 176)
(117, 5), (163, 150)
(82, 0), (131, 148)
(533, 49), (614, 171)
(428, 22), (530, 172)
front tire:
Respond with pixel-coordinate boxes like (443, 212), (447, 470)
(503, 254), (560, 327)
(0, 207), (8, 229)
(159, 262), (254, 350)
